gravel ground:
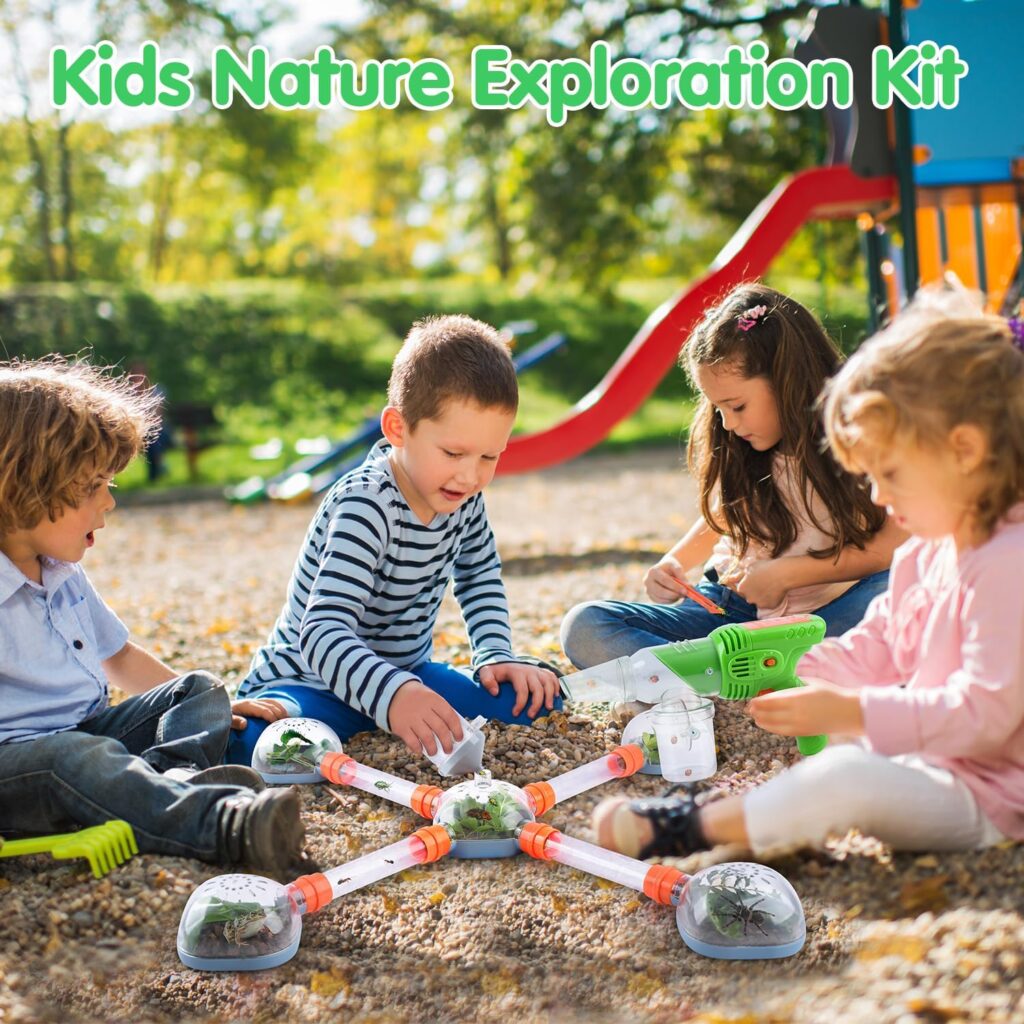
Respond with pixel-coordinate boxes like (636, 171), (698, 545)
(1, 450), (1021, 1024)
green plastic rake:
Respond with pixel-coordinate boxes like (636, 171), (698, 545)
(0, 820), (138, 878)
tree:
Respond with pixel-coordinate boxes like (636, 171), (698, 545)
(331, 0), (835, 286)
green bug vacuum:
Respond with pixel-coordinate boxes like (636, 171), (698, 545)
(560, 614), (828, 756)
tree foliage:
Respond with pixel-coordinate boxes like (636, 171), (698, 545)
(0, 0), (861, 289)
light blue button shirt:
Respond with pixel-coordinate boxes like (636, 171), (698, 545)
(0, 552), (129, 744)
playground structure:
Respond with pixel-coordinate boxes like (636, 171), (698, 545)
(178, 735), (806, 971)
(493, 0), (1024, 476)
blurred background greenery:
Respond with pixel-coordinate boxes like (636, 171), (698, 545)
(0, 0), (874, 492)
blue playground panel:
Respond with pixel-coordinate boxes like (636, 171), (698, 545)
(906, 0), (1024, 186)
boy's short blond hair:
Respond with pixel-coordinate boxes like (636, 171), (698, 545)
(0, 357), (160, 536)
(823, 296), (1024, 539)
(386, 315), (518, 429)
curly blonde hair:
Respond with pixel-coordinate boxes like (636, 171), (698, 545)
(822, 298), (1024, 540)
(0, 357), (161, 536)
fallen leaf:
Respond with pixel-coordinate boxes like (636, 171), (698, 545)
(310, 968), (350, 997)
(435, 631), (464, 646)
(399, 868), (428, 883)
(855, 935), (929, 962)
(627, 971), (663, 999)
(203, 617), (237, 636)
(480, 969), (518, 996)
(905, 997), (960, 1020)
(898, 874), (950, 914)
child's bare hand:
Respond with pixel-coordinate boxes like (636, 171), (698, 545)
(478, 661), (559, 718)
(230, 697), (290, 731)
(388, 680), (464, 757)
(720, 560), (791, 608)
(748, 683), (863, 737)
(644, 556), (691, 603)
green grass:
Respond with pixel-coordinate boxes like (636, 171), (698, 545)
(60, 271), (869, 496)
(116, 388), (696, 495)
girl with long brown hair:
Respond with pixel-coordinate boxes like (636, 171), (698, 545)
(561, 283), (903, 669)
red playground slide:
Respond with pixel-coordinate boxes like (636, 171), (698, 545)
(497, 165), (897, 476)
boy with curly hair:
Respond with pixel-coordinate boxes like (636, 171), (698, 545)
(0, 358), (305, 873)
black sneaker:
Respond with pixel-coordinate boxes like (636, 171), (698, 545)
(628, 791), (710, 860)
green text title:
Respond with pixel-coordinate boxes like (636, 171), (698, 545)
(51, 41), (969, 125)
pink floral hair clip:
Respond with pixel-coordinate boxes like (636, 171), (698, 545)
(1008, 315), (1024, 352)
(737, 305), (768, 332)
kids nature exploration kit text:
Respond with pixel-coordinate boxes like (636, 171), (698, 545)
(52, 38), (967, 126)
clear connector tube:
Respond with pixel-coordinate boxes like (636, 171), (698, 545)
(559, 647), (708, 705)
(559, 656), (634, 703)
(524, 745), (643, 816)
(290, 825), (452, 914)
(518, 823), (688, 906)
(318, 752), (441, 818)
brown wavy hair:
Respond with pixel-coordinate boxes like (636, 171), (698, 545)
(682, 282), (886, 559)
(0, 357), (160, 536)
(823, 299), (1024, 540)
(387, 314), (518, 429)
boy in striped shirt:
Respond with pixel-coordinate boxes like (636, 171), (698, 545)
(229, 315), (562, 764)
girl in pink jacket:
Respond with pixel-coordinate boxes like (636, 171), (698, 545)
(595, 299), (1024, 858)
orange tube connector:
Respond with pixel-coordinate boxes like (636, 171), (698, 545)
(518, 822), (559, 859)
(410, 825), (453, 863)
(291, 872), (333, 914)
(642, 864), (687, 906)
(410, 784), (442, 819)
(318, 751), (356, 785)
(609, 744), (644, 776)
(523, 781), (556, 817)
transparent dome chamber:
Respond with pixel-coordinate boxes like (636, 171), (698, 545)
(177, 873), (303, 971)
(251, 717), (343, 784)
(432, 771), (535, 858)
(675, 862), (806, 960)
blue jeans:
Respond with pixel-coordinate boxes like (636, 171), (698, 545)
(0, 672), (250, 859)
(560, 571), (890, 668)
(226, 660), (563, 767)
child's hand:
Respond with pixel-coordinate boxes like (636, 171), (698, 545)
(388, 680), (465, 757)
(478, 661), (559, 718)
(230, 697), (290, 731)
(720, 560), (792, 608)
(644, 556), (692, 604)
(748, 682), (864, 737)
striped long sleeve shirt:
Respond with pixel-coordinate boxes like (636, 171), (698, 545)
(237, 441), (516, 729)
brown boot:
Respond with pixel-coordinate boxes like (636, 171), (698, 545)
(217, 787), (309, 875)
(166, 764), (267, 791)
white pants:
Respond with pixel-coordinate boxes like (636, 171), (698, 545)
(743, 743), (1006, 854)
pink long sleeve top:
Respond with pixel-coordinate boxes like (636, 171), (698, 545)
(798, 503), (1024, 841)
